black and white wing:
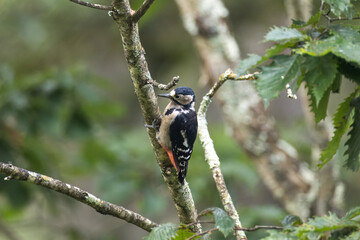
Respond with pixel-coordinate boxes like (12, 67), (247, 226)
(169, 110), (198, 184)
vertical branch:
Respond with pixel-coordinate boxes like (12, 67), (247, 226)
(197, 70), (257, 240)
(111, 0), (200, 231)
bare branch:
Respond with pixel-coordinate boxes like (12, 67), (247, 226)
(186, 224), (283, 240)
(327, 16), (360, 22)
(69, 0), (113, 10)
(186, 224), (283, 239)
(196, 68), (258, 240)
(130, 0), (155, 22)
(149, 76), (179, 90)
(0, 162), (158, 232)
(236, 225), (283, 231)
(206, 69), (258, 99)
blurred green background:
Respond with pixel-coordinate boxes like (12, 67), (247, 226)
(0, 0), (359, 239)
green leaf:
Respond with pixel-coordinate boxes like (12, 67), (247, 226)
(306, 85), (330, 123)
(343, 206), (360, 220)
(264, 27), (308, 42)
(332, 72), (342, 93)
(340, 231), (360, 240)
(344, 100), (360, 171)
(337, 57), (360, 85)
(324, 0), (352, 16)
(316, 91), (331, 122)
(318, 90), (358, 169)
(172, 225), (197, 240)
(282, 215), (303, 230)
(291, 12), (322, 28)
(202, 207), (236, 238)
(297, 27), (360, 65)
(261, 230), (297, 240)
(264, 43), (295, 60)
(237, 54), (262, 74)
(144, 223), (177, 240)
(306, 213), (358, 232)
(256, 55), (301, 101)
(291, 19), (306, 28)
(303, 54), (338, 104)
(237, 43), (294, 75)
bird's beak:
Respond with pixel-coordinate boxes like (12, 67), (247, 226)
(157, 93), (172, 99)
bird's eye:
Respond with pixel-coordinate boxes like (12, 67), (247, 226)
(175, 95), (179, 98)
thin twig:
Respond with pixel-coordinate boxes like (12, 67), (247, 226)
(186, 228), (218, 240)
(148, 76), (179, 90)
(69, 0), (113, 10)
(0, 162), (158, 232)
(330, 16), (360, 22)
(236, 225), (283, 231)
(185, 224), (283, 240)
(201, 69), (259, 112)
(130, 0), (155, 22)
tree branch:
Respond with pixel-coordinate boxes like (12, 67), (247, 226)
(148, 76), (179, 90)
(111, 0), (200, 231)
(197, 69), (257, 240)
(186, 224), (283, 240)
(0, 162), (158, 232)
(236, 225), (283, 231)
(69, 0), (113, 10)
(130, 0), (155, 22)
(186, 227), (218, 240)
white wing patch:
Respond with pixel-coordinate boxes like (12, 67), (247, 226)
(180, 130), (189, 147)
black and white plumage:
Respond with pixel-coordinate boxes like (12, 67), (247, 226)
(156, 87), (198, 184)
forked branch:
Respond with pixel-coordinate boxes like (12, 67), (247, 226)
(131, 0), (155, 22)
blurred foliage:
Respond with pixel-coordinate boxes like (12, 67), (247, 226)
(0, 65), (124, 215)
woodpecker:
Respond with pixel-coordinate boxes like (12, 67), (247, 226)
(156, 87), (198, 184)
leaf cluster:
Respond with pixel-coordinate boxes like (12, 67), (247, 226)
(144, 207), (236, 240)
(237, 1), (360, 170)
(262, 207), (360, 240)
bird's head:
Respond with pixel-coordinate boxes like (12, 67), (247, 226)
(158, 87), (195, 107)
